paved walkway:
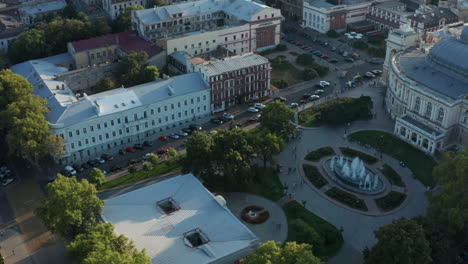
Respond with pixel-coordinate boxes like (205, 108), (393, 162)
(221, 193), (288, 244)
(275, 83), (428, 264)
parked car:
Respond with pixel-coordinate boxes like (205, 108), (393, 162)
(87, 160), (100, 167)
(254, 103), (266, 109)
(94, 157), (105, 164)
(328, 58), (338, 63)
(72, 163), (84, 173)
(101, 154), (114, 161)
(143, 141), (153, 147)
(309, 95), (320, 101)
(365, 72), (376, 78)
(299, 99), (307, 105)
(182, 128), (194, 134)
(176, 130), (189, 137)
(0, 168), (11, 179)
(248, 107), (259, 113)
(248, 117), (257, 123)
(159, 136), (169, 141)
(345, 58), (354, 63)
(289, 103), (299, 109)
(320, 55), (329, 59)
(222, 113), (235, 120)
(134, 144), (144, 150)
(371, 70), (383, 76)
(207, 130), (217, 136)
(302, 93), (312, 99)
(2, 178), (14, 187)
(314, 89), (324, 94)
(128, 159), (139, 165)
(189, 124), (202, 131)
(109, 165), (122, 172)
(81, 163), (91, 169)
(319, 81), (330, 87)
(211, 118), (223, 124)
(64, 165), (77, 176)
(274, 96), (286, 102)
(399, 161), (406, 167)
(156, 148), (169, 155)
(342, 51), (348, 57)
(313, 51), (322, 57)
(119, 149), (126, 155)
(126, 146), (137, 152)
(331, 46), (337, 51)
(169, 134), (180, 139)
(255, 114), (261, 121)
(143, 153), (152, 160)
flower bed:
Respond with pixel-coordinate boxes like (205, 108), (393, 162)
(375, 191), (406, 211)
(339, 147), (378, 164)
(325, 187), (368, 211)
(302, 164), (328, 188)
(305, 147), (336, 162)
(240, 205), (270, 224)
(379, 164), (405, 187)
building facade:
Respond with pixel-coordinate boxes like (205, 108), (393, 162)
(12, 57), (211, 164)
(18, 0), (67, 24)
(132, 0), (282, 56)
(0, 14), (29, 52)
(383, 25), (468, 154)
(102, 0), (147, 20)
(367, 1), (410, 32)
(302, 0), (370, 33)
(278, 0), (304, 21)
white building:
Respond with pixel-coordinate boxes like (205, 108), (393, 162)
(0, 14), (29, 53)
(103, 0), (147, 20)
(101, 173), (260, 264)
(383, 24), (468, 154)
(12, 57), (211, 164)
(18, 0), (67, 24)
(132, 0), (282, 56)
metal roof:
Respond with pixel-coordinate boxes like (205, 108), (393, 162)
(197, 53), (269, 76)
(101, 173), (259, 264)
(18, 0), (67, 15)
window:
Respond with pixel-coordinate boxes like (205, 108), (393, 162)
(99, 135), (102, 140)
(125, 117), (128, 123)
(83, 128), (87, 134)
(111, 120), (114, 126)
(151, 109), (154, 115)
(158, 107), (161, 113)
(69, 132), (73, 138)
(104, 122), (107, 128)
(117, 118), (121, 124)
(437, 107), (444, 123)
(414, 97), (421, 112)
(425, 102), (432, 118)
(184, 229), (209, 247)
(134, 114), (138, 120)
(191, 98), (194, 104)
(105, 133), (109, 139)
(112, 131), (116, 137)
(71, 143), (75, 149)
(164, 106), (167, 111)
(157, 197), (179, 214)
(97, 124), (101, 129)
(90, 126), (94, 132)
(171, 104), (174, 109)
(92, 137), (95, 143)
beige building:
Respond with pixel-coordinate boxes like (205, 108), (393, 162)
(103, 0), (147, 20)
(383, 24), (468, 154)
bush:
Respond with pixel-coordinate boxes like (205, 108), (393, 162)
(339, 147), (378, 164)
(368, 47), (386, 58)
(302, 68), (318, 80)
(276, 44), (287, 51)
(352, 40), (368, 50)
(289, 219), (325, 255)
(147, 153), (159, 165)
(380, 164), (405, 187)
(311, 63), (329, 77)
(367, 35), (386, 46)
(305, 147), (336, 161)
(284, 201), (343, 258)
(326, 30), (340, 38)
(142, 161), (153, 171)
(325, 187), (368, 211)
(128, 164), (137, 173)
(375, 191), (406, 211)
(302, 164), (328, 188)
(271, 79), (289, 89)
(296, 53), (315, 66)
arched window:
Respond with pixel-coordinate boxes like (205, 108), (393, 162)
(437, 107), (444, 123)
(414, 97), (421, 112)
(425, 102), (433, 118)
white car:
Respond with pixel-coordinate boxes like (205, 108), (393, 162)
(255, 114), (261, 121)
(289, 103), (299, 108)
(365, 72), (375, 78)
(319, 81), (330, 87)
(309, 95), (320, 101)
(314, 89), (324, 94)
(176, 131), (189, 137)
(248, 107), (259, 113)
(254, 103), (266, 109)
(64, 165), (77, 176)
(169, 134), (180, 139)
(2, 178), (14, 187)
(143, 153), (152, 159)
(0, 169), (11, 179)
(223, 113), (235, 120)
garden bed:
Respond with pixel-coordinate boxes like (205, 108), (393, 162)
(325, 187), (368, 211)
(240, 206), (270, 224)
(348, 130), (436, 186)
(305, 147), (336, 161)
(379, 164), (405, 187)
(375, 191), (406, 211)
(302, 164), (328, 188)
(339, 147), (378, 164)
(283, 201), (343, 259)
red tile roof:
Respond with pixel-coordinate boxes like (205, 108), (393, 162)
(71, 31), (163, 57)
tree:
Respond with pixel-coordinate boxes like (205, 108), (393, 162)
(289, 219), (325, 256)
(352, 40), (368, 50)
(89, 168), (106, 187)
(146, 0), (167, 7)
(67, 222), (150, 264)
(142, 161), (153, 171)
(428, 147), (468, 233)
(93, 17), (112, 37)
(8, 29), (48, 63)
(0, 70), (33, 111)
(271, 79), (288, 89)
(275, 44), (287, 51)
(242, 241), (323, 264)
(182, 131), (214, 180)
(116, 51), (150, 87)
(413, 216), (452, 264)
(168, 147), (177, 158)
(296, 53), (315, 66)
(128, 164), (137, 173)
(310, 63), (329, 77)
(302, 68), (318, 80)
(0, 50), (7, 69)
(142, 65), (160, 82)
(250, 129), (284, 168)
(112, 4), (144, 32)
(35, 175), (104, 239)
(95, 77), (116, 93)
(364, 218), (432, 264)
(326, 30), (339, 38)
(62, 4), (78, 19)
(259, 100), (295, 137)
(147, 153), (159, 165)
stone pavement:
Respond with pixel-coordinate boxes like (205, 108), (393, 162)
(221, 193), (288, 244)
(275, 83), (428, 264)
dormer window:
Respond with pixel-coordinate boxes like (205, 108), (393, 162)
(183, 228), (209, 248)
(157, 197), (179, 214)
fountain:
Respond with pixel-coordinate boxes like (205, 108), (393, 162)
(323, 155), (385, 195)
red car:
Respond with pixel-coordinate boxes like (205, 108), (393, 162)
(159, 136), (169, 141)
(156, 148), (169, 155)
(320, 55), (329, 59)
(125, 147), (136, 153)
(301, 45), (310, 50)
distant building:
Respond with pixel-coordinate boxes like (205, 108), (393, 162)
(101, 173), (260, 264)
(67, 31), (166, 69)
(383, 24), (468, 153)
(302, 0), (371, 33)
(278, 0), (305, 21)
(132, 0), (282, 57)
(18, 0), (67, 24)
(12, 56), (210, 164)
(367, 1), (411, 32)
(102, 0), (147, 20)
(0, 14), (29, 52)
(405, 5), (459, 38)
(170, 52), (271, 112)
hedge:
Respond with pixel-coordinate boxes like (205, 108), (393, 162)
(305, 147), (336, 161)
(303, 164), (328, 188)
(339, 147), (378, 164)
(325, 187), (368, 211)
(375, 191), (406, 211)
(380, 164), (405, 187)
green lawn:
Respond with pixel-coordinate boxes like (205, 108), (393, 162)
(283, 201), (343, 259)
(380, 164), (405, 187)
(349, 130), (437, 186)
(99, 156), (183, 190)
(375, 191), (406, 211)
(302, 164), (328, 188)
(271, 66), (303, 88)
(305, 147), (336, 161)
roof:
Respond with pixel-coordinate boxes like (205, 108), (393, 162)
(196, 53), (269, 76)
(101, 174), (259, 264)
(134, 0), (274, 25)
(70, 31), (164, 57)
(18, 0), (67, 15)
(305, 0), (334, 9)
(407, 6), (458, 25)
(11, 56), (209, 126)
(0, 14), (29, 39)
(400, 115), (442, 136)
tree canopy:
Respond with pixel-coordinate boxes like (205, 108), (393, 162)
(242, 241), (324, 264)
(35, 175), (104, 239)
(259, 100), (295, 137)
(364, 218), (432, 264)
(413, 216), (452, 264)
(89, 168), (106, 187)
(0, 69), (33, 110)
(112, 4), (144, 32)
(249, 128), (284, 168)
(95, 77), (116, 93)
(116, 51), (160, 87)
(428, 147), (468, 233)
(67, 222), (151, 264)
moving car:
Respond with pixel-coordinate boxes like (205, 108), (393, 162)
(248, 107), (259, 113)
(319, 81), (330, 87)
(169, 134), (180, 139)
(176, 131), (189, 137)
(365, 72), (376, 78)
(159, 136), (169, 141)
(314, 89), (324, 94)
(254, 103), (266, 109)
(274, 96), (287, 102)
(222, 113), (235, 120)
(309, 95), (320, 101)
(126, 146), (137, 152)
(289, 103), (299, 109)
